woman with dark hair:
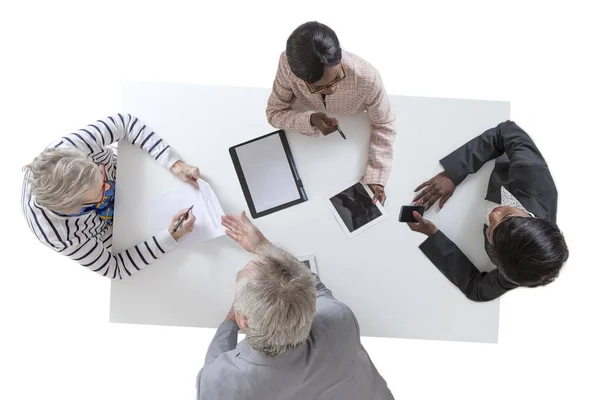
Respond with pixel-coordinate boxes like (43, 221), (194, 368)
(407, 121), (569, 301)
(266, 21), (396, 205)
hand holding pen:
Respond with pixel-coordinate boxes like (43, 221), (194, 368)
(170, 205), (196, 241)
(334, 125), (346, 140)
(310, 112), (346, 139)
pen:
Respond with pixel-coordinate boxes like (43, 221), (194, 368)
(335, 125), (347, 140)
(172, 205), (194, 233)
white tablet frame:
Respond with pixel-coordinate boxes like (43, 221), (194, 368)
(326, 180), (387, 238)
(297, 254), (318, 274)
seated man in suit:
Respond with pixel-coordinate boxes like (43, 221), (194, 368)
(408, 121), (569, 302)
(266, 21), (396, 205)
(196, 211), (394, 400)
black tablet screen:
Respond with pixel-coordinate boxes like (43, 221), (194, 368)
(329, 183), (382, 233)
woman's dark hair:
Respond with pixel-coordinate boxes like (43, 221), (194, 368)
(286, 21), (342, 83)
(485, 216), (569, 287)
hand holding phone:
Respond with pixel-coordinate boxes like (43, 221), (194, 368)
(399, 205), (425, 223)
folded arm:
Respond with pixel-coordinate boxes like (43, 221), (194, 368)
(419, 230), (518, 301)
(440, 120), (547, 186)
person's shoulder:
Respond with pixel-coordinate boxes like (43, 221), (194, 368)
(275, 51), (295, 80)
(22, 185), (49, 222)
(23, 199), (75, 250)
(498, 120), (525, 131)
(200, 352), (243, 382)
(313, 297), (357, 334)
(278, 51), (290, 69)
(343, 50), (379, 81)
(198, 371), (244, 400)
(21, 170), (32, 199)
(199, 357), (267, 400)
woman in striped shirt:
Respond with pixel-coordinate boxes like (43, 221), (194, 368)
(22, 114), (199, 279)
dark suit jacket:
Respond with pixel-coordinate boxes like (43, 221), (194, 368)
(419, 121), (558, 302)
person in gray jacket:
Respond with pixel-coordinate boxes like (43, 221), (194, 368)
(196, 211), (394, 400)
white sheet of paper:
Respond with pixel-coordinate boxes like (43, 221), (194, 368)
(234, 134), (301, 213)
(152, 180), (226, 247)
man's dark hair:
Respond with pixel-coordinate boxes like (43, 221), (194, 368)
(286, 21), (342, 83)
(485, 216), (569, 287)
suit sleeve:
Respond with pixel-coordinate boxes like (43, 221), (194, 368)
(203, 320), (239, 366)
(312, 273), (361, 335)
(313, 273), (335, 300)
(266, 53), (319, 136)
(440, 120), (548, 186)
(361, 71), (397, 186)
(419, 230), (518, 302)
(196, 321), (239, 399)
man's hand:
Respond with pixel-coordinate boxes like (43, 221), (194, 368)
(368, 184), (386, 205)
(408, 211), (438, 237)
(170, 160), (201, 190)
(413, 171), (456, 211)
(169, 208), (196, 241)
(221, 211), (270, 254)
(310, 112), (338, 135)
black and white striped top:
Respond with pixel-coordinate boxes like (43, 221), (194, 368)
(22, 114), (180, 279)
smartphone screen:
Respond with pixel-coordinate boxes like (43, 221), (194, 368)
(399, 205), (425, 223)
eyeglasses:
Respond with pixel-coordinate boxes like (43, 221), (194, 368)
(82, 163), (107, 206)
(305, 63), (346, 94)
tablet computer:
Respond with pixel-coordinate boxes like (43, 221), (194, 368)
(327, 181), (387, 237)
(297, 254), (317, 274)
(229, 130), (307, 218)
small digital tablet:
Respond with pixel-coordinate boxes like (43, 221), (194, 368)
(229, 130), (307, 219)
(297, 254), (317, 274)
(327, 181), (387, 238)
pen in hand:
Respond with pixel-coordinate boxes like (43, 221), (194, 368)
(325, 119), (347, 140)
(172, 205), (194, 233)
(335, 125), (347, 140)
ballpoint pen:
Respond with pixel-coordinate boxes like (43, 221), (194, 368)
(335, 125), (347, 140)
(172, 204), (194, 233)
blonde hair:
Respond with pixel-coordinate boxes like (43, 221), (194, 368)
(23, 147), (99, 213)
(235, 245), (317, 357)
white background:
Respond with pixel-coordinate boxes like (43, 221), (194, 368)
(1, 1), (598, 399)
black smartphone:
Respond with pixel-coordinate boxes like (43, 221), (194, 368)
(398, 205), (425, 223)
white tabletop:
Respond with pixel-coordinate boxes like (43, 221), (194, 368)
(110, 82), (509, 343)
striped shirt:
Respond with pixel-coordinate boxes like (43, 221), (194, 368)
(22, 114), (180, 279)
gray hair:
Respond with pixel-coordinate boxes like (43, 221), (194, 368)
(23, 147), (99, 213)
(235, 245), (316, 357)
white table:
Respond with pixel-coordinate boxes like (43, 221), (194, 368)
(110, 83), (509, 343)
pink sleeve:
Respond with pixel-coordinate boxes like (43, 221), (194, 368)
(361, 72), (397, 186)
(266, 53), (320, 137)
